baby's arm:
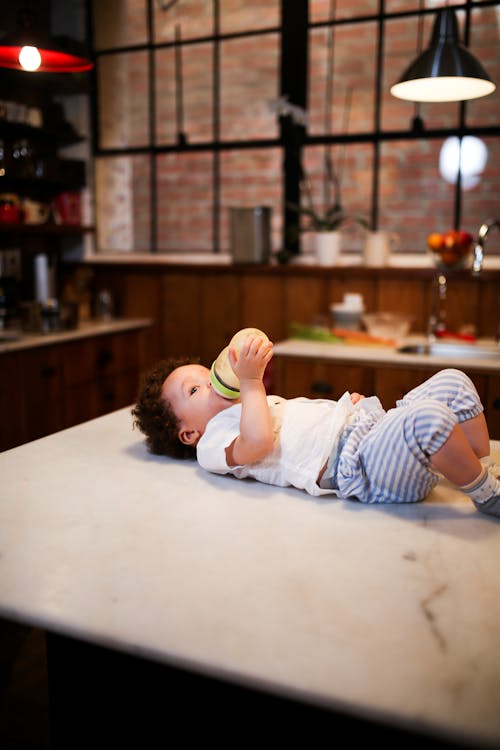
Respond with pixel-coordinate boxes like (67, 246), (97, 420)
(225, 336), (274, 466)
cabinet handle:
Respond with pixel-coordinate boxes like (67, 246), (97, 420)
(97, 349), (113, 367)
(41, 365), (57, 378)
(311, 381), (333, 395)
(492, 398), (500, 410)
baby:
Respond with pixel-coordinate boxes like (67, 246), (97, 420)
(132, 334), (500, 517)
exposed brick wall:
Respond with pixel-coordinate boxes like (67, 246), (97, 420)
(93, 0), (500, 256)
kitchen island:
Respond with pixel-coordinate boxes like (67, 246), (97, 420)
(0, 408), (499, 746)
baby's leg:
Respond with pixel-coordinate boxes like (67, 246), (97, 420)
(337, 398), (456, 504)
(397, 368), (492, 462)
(429, 422), (482, 485)
(430, 423), (500, 518)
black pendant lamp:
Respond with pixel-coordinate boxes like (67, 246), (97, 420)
(390, 8), (495, 103)
(0, 7), (93, 73)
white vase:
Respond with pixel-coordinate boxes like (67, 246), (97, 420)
(314, 231), (342, 266)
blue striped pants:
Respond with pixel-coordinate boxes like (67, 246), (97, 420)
(335, 368), (484, 504)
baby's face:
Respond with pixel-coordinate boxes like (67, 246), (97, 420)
(161, 363), (231, 444)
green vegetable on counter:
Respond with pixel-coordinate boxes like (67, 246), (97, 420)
(289, 322), (342, 343)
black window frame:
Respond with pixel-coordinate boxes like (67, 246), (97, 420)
(89, 0), (500, 255)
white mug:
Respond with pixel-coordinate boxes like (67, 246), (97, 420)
(363, 230), (399, 267)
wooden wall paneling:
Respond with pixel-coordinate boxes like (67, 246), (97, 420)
(121, 271), (162, 365)
(476, 277), (500, 338)
(239, 274), (285, 341)
(377, 278), (428, 334)
(438, 277), (479, 335)
(284, 275), (326, 332)
(161, 272), (202, 360)
(199, 273), (239, 366)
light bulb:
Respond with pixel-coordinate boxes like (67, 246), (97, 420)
(439, 136), (488, 190)
(19, 46), (42, 72)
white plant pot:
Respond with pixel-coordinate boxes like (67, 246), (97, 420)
(314, 231), (342, 266)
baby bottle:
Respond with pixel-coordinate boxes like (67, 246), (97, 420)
(210, 327), (269, 399)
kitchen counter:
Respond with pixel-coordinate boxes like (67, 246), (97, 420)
(273, 336), (500, 372)
(0, 317), (152, 354)
(1, 408), (499, 745)
(81, 251), (500, 271)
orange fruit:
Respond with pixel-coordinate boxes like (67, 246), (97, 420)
(427, 232), (444, 251)
(443, 230), (460, 248)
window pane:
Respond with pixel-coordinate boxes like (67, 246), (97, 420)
(466, 6), (500, 128)
(308, 23), (376, 136)
(219, 0), (280, 34)
(220, 34), (279, 141)
(379, 140), (454, 254)
(382, 16), (460, 132)
(156, 43), (213, 145)
(95, 156), (151, 252)
(219, 148), (282, 254)
(301, 144), (373, 254)
(310, 0), (378, 22)
(157, 152), (214, 253)
(154, 0), (214, 42)
(92, 0), (148, 50)
(461, 137), (500, 254)
(97, 52), (150, 148)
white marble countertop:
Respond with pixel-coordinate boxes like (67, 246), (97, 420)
(1, 408), (499, 746)
(274, 336), (500, 372)
(0, 317), (152, 354)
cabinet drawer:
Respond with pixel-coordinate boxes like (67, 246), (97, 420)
(20, 346), (65, 441)
(21, 346), (62, 402)
(65, 370), (140, 427)
(63, 332), (141, 385)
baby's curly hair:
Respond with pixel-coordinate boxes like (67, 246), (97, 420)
(131, 357), (198, 459)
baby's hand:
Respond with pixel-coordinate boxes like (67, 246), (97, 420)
(229, 335), (273, 383)
(350, 392), (365, 405)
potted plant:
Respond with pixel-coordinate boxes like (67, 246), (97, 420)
(288, 160), (369, 265)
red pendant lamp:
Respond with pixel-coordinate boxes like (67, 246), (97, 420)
(0, 6), (93, 73)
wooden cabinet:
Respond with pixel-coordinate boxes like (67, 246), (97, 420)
(62, 331), (142, 428)
(0, 350), (28, 449)
(274, 355), (500, 439)
(21, 345), (66, 443)
(485, 375), (500, 439)
(0, 329), (143, 452)
(274, 357), (373, 400)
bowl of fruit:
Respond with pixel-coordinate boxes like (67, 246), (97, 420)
(426, 230), (474, 270)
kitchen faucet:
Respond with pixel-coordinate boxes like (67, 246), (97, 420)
(472, 219), (500, 275)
